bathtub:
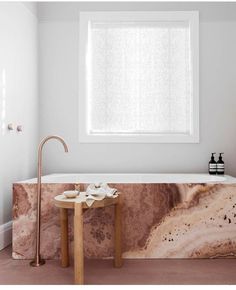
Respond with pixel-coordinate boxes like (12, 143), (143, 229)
(16, 173), (236, 184)
(13, 173), (236, 260)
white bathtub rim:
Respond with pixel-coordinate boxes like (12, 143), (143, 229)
(14, 173), (236, 184)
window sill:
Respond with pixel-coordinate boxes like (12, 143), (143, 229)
(78, 133), (200, 143)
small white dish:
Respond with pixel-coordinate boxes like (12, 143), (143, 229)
(63, 190), (79, 198)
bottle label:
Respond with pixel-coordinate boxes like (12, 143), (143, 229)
(209, 164), (217, 168)
(209, 163), (217, 173)
(217, 163), (224, 174)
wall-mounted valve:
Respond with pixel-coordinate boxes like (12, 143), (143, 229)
(17, 125), (23, 132)
(7, 123), (14, 131)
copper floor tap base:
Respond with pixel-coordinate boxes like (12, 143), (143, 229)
(30, 259), (45, 267)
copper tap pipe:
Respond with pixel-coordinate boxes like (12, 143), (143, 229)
(30, 135), (69, 267)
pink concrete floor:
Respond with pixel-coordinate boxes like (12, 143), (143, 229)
(1, 246), (236, 285)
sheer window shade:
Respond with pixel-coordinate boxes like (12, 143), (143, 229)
(79, 12), (199, 143)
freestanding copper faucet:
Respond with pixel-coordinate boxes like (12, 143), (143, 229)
(30, 135), (69, 267)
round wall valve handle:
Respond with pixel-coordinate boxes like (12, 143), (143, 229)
(17, 125), (23, 132)
(8, 123), (14, 130)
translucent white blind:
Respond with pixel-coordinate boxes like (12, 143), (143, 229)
(87, 21), (192, 135)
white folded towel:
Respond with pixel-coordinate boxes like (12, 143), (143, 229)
(86, 183), (117, 198)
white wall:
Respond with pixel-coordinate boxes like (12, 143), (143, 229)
(38, 2), (236, 176)
(0, 2), (38, 246)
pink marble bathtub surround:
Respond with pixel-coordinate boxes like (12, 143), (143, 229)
(111, 183), (181, 251)
(13, 183), (75, 259)
(12, 182), (236, 259)
(126, 183), (236, 258)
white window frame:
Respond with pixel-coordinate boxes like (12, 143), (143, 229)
(79, 11), (199, 143)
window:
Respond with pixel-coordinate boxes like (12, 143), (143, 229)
(79, 11), (199, 143)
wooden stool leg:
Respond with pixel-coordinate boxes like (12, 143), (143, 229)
(114, 196), (123, 267)
(74, 203), (84, 285)
(60, 208), (69, 267)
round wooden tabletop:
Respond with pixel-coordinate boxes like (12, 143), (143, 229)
(54, 192), (119, 209)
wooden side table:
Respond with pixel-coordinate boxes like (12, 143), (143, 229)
(54, 193), (123, 284)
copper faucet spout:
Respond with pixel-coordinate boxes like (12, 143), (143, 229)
(30, 135), (69, 267)
(39, 135), (69, 153)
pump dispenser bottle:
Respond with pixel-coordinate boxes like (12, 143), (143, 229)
(217, 153), (224, 175)
(209, 153), (217, 175)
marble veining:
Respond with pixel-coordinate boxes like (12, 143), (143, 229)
(12, 182), (236, 259)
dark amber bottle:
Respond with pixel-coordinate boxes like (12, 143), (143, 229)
(217, 153), (224, 175)
(209, 153), (217, 175)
